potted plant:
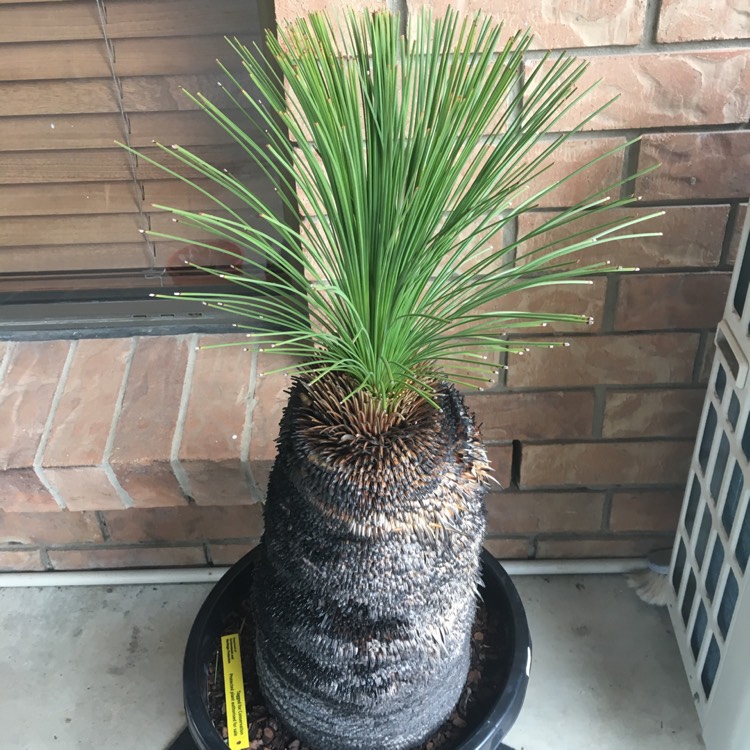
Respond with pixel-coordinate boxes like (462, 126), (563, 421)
(136, 9), (659, 750)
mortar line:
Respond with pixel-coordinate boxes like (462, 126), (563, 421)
(498, 349), (509, 390)
(600, 273), (621, 333)
(33, 340), (77, 510)
(508, 430), (695, 443)
(391, 0), (407, 36)
(43, 540), (214, 552)
(541, 198), (742, 211)
(719, 202), (741, 268)
(509, 122), (750, 140)
(528, 537), (539, 559)
(101, 337), (138, 509)
(592, 384), (607, 439)
(642, 0), (664, 47)
(0, 341), (15, 384)
(96, 511), (112, 543)
(39, 547), (53, 572)
(620, 134), (641, 199)
(170, 334), (198, 502)
(241, 347), (263, 499)
(510, 440), (523, 489)
(523, 37), (750, 60)
(692, 330), (709, 384)
(601, 488), (614, 532)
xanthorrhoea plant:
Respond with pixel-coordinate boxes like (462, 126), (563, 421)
(132, 9), (660, 749)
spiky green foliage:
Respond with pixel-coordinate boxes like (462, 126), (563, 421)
(133, 9), (661, 409)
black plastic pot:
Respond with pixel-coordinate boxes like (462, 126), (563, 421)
(179, 546), (531, 750)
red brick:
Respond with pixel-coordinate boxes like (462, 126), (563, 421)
(410, 0), (647, 49)
(0, 469), (59, 512)
(487, 491), (604, 533)
(507, 333), (699, 388)
(102, 504), (264, 543)
(275, 0), (385, 23)
(615, 273), (731, 331)
(179, 336), (255, 504)
(481, 279), (606, 334)
(110, 336), (191, 506)
(728, 204), (748, 266)
(518, 137), (625, 208)
(483, 538), (531, 559)
(603, 389), (704, 439)
(113, 340), (190, 448)
(43, 466), (125, 511)
(528, 51), (750, 131)
(209, 542), (259, 566)
(0, 548), (45, 571)
(179, 336), (253, 461)
(485, 443), (513, 489)
(182, 460), (257, 506)
(47, 545), (207, 570)
(536, 534), (673, 558)
(467, 391), (595, 441)
(609, 490), (683, 532)
(0, 340), (70, 470)
(517, 205), (729, 270)
(43, 338), (132, 467)
(0, 510), (103, 545)
(638, 131), (750, 201)
(520, 440), (693, 487)
(658, 0), (750, 43)
(249, 352), (299, 463)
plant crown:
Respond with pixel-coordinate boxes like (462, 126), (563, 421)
(133, 10), (661, 410)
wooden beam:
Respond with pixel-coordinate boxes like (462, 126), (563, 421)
(0, 244), (151, 275)
(0, 150), (133, 183)
(105, 0), (260, 39)
(0, 183), (139, 218)
(0, 80), (118, 116)
(0, 2), (101, 43)
(0, 40), (110, 81)
(0, 214), (143, 247)
(0, 114), (122, 151)
(114, 35), (257, 78)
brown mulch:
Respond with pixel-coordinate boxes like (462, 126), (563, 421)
(206, 597), (507, 750)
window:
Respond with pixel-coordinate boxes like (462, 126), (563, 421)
(0, 0), (282, 337)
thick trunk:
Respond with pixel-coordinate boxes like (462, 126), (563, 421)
(252, 377), (488, 750)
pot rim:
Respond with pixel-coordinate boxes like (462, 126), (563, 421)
(183, 545), (531, 750)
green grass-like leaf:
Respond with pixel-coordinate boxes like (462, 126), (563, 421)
(130, 9), (661, 409)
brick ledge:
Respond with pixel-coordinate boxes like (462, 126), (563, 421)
(0, 335), (291, 512)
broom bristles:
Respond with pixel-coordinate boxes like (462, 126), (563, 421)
(626, 569), (672, 607)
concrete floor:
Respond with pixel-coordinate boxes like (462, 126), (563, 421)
(0, 574), (704, 750)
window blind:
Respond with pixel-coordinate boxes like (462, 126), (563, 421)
(0, 0), (278, 306)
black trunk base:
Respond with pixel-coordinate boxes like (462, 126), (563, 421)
(181, 546), (530, 750)
(251, 380), (489, 749)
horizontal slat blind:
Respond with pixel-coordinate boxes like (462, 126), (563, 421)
(0, 0), (260, 43)
(0, 0), (276, 293)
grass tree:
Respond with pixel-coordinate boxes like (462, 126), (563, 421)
(133, 9), (660, 749)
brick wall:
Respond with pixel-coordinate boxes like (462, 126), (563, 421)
(1, 0), (749, 571)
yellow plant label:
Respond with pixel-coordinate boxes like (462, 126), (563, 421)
(221, 633), (250, 750)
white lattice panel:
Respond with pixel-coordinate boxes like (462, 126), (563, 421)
(669, 208), (750, 750)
